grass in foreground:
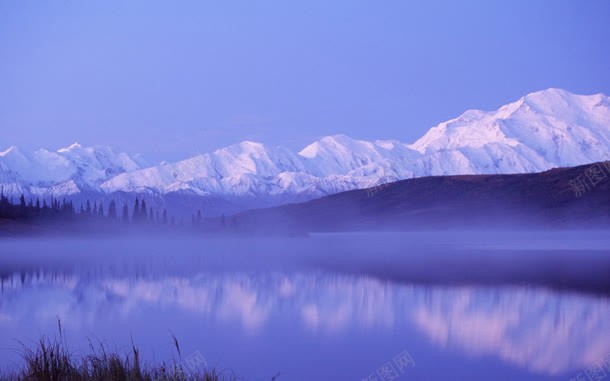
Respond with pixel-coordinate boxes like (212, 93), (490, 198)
(3, 321), (246, 381)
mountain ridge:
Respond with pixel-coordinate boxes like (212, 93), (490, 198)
(1, 88), (609, 215)
(232, 160), (610, 232)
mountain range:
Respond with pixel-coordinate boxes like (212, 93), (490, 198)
(1, 88), (609, 216)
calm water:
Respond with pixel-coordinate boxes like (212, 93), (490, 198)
(0, 232), (609, 380)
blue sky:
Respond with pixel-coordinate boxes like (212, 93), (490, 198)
(1, 0), (609, 162)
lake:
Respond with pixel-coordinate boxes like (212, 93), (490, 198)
(0, 232), (609, 380)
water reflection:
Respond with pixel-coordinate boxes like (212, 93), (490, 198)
(411, 287), (610, 375)
(1, 270), (608, 376)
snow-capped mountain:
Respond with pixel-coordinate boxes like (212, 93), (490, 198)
(1, 88), (609, 214)
(0, 143), (147, 197)
(410, 88), (610, 174)
(100, 136), (421, 199)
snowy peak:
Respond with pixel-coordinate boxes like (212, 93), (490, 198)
(520, 88), (608, 116)
(216, 141), (266, 156)
(0, 143), (148, 195)
(2, 88), (610, 205)
(299, 134), (363, 158)
(102, 140), (309, 196)
(299, 135), (381, 176)
(410, 88), (610, 166)
(0, 146), (22, 157)
(55, 144), (146, 175)
(298, 134), (420, 178)
(57, 142), (83, 153)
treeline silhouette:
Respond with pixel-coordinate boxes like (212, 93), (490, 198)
(0, 189), (227, 232)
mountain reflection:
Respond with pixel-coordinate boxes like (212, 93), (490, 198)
(1, 271), (608, 375)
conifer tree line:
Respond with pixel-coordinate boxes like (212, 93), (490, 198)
(0, 188), (237, 233)
(0, 189), (181, 226)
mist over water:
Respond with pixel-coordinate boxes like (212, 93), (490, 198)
(0, 231), (609, 380)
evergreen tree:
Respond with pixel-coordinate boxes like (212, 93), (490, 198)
(221, 214), (226, 227)
(86, 200), (92, 214)
(122, 203), (130, 223)
(196, 210), (202, 226)
(0, 188), (6, 219)
(108, 200), (117, 220)
(98, 203), (104, 217)
(61, 199), (67, 213)
(140, 200), (147, 223)
(162, 209), (168, 225)
(133, 198), (140, 223)
(19, 194), (26, 216)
